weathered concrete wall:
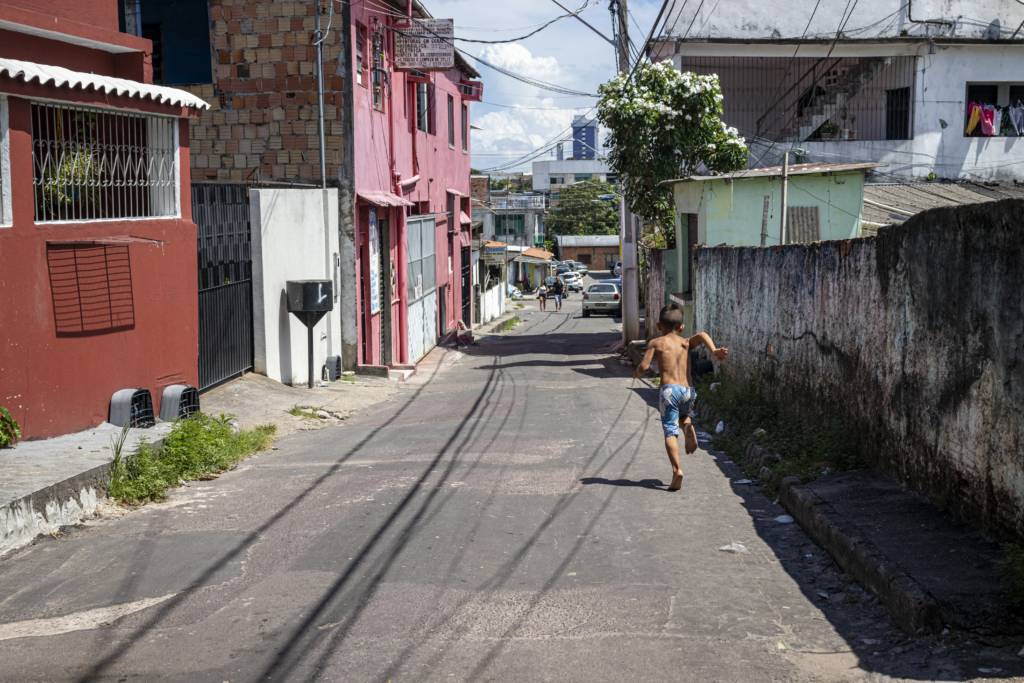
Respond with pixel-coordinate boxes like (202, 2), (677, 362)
(250, 188), (341, 386)
(695, 200), (1024, 537)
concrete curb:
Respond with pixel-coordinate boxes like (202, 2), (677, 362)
(693, 397), (944, 635)
(1, 461), (112, 557)
(474, 310), (520, 336)
(0, 439), (164, 558)
(777, 479), (945, 634)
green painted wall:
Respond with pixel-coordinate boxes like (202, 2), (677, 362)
(671, 170), (866, 304)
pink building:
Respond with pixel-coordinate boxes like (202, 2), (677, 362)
(136, 0), (481, 373)
(349, 1), (480, 367)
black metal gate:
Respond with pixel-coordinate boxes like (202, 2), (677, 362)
(460, 246), (471, 325)
(193, 183), (253, 390)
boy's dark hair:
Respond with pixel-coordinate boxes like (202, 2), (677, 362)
(658, 304), (684, 330)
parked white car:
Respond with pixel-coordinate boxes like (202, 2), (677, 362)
(558, 272), (583, 292)
(582, 282), (621, 317)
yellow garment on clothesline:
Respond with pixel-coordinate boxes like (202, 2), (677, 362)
(966, 104), (982, 134)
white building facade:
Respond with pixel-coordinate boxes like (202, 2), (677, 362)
(651, 0), (1024, 180)
(478, 194), (548, 249)
(532, 159), (616, 192)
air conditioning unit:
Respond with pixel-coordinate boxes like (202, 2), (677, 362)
(159, 385), (200, 421)
(109, 388), (155, 428)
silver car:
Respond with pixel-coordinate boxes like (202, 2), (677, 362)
(582, 282), (620, 317)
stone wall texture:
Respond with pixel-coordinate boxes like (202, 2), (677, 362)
(695, 200), (1024, 537)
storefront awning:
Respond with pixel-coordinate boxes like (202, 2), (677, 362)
(459, 211), (472, 224)
(357, 190), (414, 207)
(522, 247), (555, 261)
(446, 188), (466, 197)
(0, 58), (209, 110)
(514, 255), (553, 266)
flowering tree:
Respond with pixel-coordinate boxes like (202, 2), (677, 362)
(597, 61), (748, 240)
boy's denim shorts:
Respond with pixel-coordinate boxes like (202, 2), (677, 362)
(659, 384), (697, 437)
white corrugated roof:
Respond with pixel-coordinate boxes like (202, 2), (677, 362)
(555, 234), (620, 247)
(661, 162), (878, 185)
(0, 58), (209, 110)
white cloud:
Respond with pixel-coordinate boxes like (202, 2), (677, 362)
(427, 0), (664, 170)
(477, 43), (562, 82)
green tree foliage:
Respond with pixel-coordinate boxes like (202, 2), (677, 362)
(545, 179), (620, 236)
(597, 61), (749, 238)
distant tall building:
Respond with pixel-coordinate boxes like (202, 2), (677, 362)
(572, 115), (598, 160)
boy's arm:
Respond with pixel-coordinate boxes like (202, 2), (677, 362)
(634, 344), (657, 378)
(689, 331), (729, 361)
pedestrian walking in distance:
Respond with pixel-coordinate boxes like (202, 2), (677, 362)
(537, 282), (548, 311)
(634, 304), (729, 491)
(552, 276), (565, 312)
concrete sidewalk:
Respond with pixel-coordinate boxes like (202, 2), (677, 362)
(0, 336), (478, 558)
(1, 422), (172, 556)
(0, 370), (400, 558)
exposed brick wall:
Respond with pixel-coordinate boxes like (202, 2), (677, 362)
(695, 200), (1024, 538)
(560, 245), (618, 269)
(179, 0), (343, 182)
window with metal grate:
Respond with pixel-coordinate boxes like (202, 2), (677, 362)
(31, 102), (178, 222)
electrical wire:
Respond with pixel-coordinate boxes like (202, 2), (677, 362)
(625, 0), (675, 81)
(482, 100), (594, 111)
(743, 0), (862, 172)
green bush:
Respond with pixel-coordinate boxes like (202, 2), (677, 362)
(109, 414), (275, 505)
(0, 407), (21, 448)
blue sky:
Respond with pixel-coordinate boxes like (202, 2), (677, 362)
(428, 0), (664, 172)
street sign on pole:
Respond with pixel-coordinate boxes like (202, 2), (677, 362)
(395, 19), (455, 70)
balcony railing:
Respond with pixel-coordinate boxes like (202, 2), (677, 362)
(491, 195), (546, 210)
(679, 56), (917, 143)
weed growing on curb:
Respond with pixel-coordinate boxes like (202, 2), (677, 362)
(109, 414), (276, 505)
(1004, 543), (1024, 604)
(288, 405), (324, 419)
(0, 406), (21, 448)
(696, 375), (864, 484)
(495, 315), (521, 333)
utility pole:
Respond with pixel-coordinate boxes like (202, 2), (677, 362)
(779, 150), (790, 245)
(313, 0), (336, 371)
(314, 0), (327, 189)
(611, 0), (641, 344)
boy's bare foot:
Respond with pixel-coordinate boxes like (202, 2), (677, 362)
(669, 472), (683, 491)
(683, 421), (698, 454)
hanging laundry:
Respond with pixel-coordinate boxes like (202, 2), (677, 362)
(965, 101), (982, 135)
(1010, 103), (1024, 136)
(993, 107), (1003, 136)
(999, 106), (1016, 136)
(980, 104), (996, 136)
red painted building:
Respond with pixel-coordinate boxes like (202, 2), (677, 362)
(0, 1), (207, 438)
(350, 0), (480, 367)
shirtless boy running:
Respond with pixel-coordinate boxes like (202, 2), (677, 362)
(634, 304), (729, 491)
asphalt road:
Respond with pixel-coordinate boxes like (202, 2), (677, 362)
(0, 288), (1002, 682)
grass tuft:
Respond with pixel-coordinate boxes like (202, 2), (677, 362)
(109, 414), (276, 505)
(288, 405), (323, 419)
(494, 315), (521, 333)
(1005, 543), (1024, 605)
(696, 374), (864, 485)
